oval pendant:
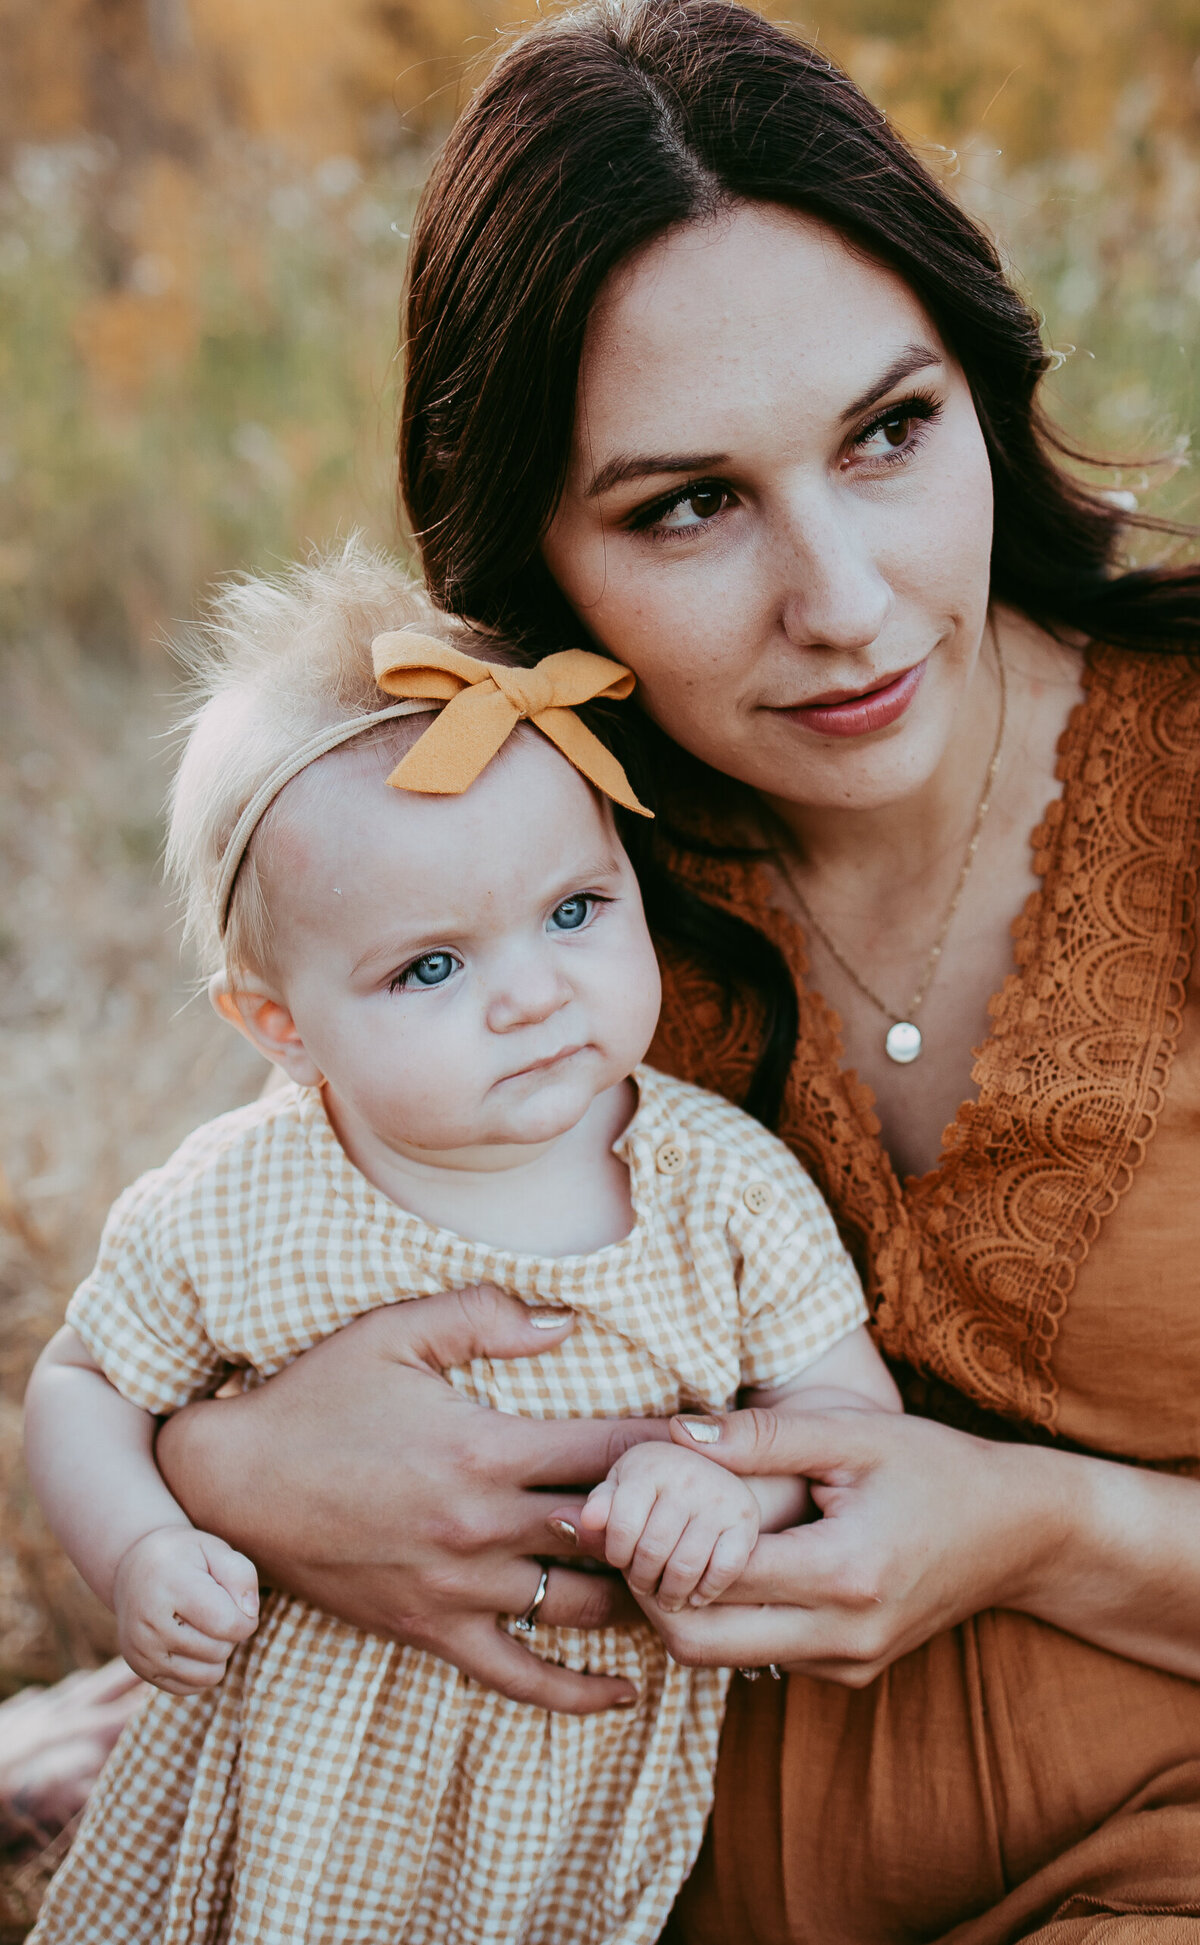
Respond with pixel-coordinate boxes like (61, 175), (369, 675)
(885, 1020), (922, 1065)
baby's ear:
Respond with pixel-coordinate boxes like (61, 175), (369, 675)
(208, 971), (324, 1086)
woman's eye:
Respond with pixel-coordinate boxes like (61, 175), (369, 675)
(550, 895), (593, 932)
(853, 397), (940, 464)
(867, 412), (914, 449)
(391, 950), (457, 992)
(654, 483), (730, 532)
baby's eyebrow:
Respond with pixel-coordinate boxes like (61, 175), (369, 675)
(351, 928), (451, 978)
(557, 850), (626, 885)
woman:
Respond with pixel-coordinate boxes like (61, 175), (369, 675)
(154, 2), (1200, 1938)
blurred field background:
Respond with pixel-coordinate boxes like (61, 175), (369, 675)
(0, 0), (1198, 1811)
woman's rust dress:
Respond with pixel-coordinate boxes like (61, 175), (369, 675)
(655, 649), (1200, 1943)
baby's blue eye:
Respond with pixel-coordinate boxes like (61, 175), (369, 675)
(551, 895), (591, 932)
(395, 951), (456, 991)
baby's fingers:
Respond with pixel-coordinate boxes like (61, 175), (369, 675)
(625, 1500), (690, 1597)
(171, 1553), (257, 1645)
(120, 1616), (232, 1694)
(654, 1517), (727, 1611)
(594, 1476), (660, 1573)
(688, 1526), (756, 1608)
(578, 1479), (615, 1539)
(152, 1655), (232, 1697)
(195, 1534), (260, 1625)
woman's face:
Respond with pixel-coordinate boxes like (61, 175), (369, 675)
(542, 203), (995, 812)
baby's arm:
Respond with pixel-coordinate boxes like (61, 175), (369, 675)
(580, 1325), (901, 1613)
(24, 1327), (260, 1694)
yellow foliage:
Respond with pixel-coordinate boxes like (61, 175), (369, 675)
(71, 288), (197, 406)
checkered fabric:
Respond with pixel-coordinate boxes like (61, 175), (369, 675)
(33, 1066), (866, 1945)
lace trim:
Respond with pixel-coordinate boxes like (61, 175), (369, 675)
(651, 650), (1200, 1433)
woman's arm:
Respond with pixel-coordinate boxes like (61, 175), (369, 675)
(552, 1406), (1200, 1684)
(156, 1285), (666, 1713)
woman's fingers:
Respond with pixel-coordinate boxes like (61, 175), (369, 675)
(545, 1502), (612, 1564)
(367, 1282), (577, 1374)
(700, 1525), (858, 1607)
(444, 1614), (638, 1715)
(47, 1659), (144, 1710)
(511, 1412), (673, 1489)
(670, 1405), (872, 1482)
(536, 1567), (638, 1631)
(633, 1593), (862, 1672)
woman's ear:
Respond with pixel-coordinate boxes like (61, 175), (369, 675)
(208, 971), (324, 1086)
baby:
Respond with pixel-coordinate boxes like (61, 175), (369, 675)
(24, 542), (899, 1945)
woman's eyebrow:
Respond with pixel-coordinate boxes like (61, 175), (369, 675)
(585, 451), (729, 498)
(583, 344), (943, 498)
(841, 343), (943, 422)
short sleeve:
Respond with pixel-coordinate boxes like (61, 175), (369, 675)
(731, 1147), (868, 1392)
(66, 1175), (228, 1414)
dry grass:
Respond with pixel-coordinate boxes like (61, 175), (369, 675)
(0, 644), (266, 1690)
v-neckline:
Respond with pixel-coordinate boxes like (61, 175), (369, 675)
(720, 652), (1098, 1200)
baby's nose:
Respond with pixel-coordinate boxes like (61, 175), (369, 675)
(486, 958), (571, 1031)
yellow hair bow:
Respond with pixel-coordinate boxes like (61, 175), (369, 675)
(370, 633), (652, 817)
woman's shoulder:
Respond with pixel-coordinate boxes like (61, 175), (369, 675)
(1085, 641), (1200, 733)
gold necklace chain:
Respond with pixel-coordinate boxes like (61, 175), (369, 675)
(779, 630), (1008, 1066)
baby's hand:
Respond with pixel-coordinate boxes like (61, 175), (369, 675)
(112, 1526), (260, 1695)
(580, 1442), (760, 1614)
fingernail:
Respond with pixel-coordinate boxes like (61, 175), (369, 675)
(659, 1596), (683, 1613)
(676, 1415), (720, 1444)
(240, 1594), (258, 1617)
(614, 1689), (638, 1708)
(529, 1308), (575, 1330)
(547, 1518), (577, 1544)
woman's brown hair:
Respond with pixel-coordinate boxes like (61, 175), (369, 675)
(399, 0), (1199, 1121)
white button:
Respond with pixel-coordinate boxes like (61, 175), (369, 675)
(655, 1140), (686, 1176)
(743, 1181), (774, 1215)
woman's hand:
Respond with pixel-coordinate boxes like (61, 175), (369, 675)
(0, 1660), (146, 1846)
(562, 1405), (1200, 1687)
(553, 1405), (1063, 1685)
(157, 1288), (667, 1714)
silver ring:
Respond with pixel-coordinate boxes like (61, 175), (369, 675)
(512, 1567), (550, 1635)
(738, 1664), (783, 1681)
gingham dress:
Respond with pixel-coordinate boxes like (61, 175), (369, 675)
(32, 1066), (866, 1945)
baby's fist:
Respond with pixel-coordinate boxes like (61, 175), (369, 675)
(113, 1526), (260, 1695)
(581, 1441), (760, 1613)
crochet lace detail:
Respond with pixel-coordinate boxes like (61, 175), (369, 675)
(651, 650), (1200, 1432)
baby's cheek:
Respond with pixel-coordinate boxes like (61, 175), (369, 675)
(377, 1024), (477, 1137)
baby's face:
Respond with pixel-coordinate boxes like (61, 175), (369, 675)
(255, 728), (662, 1154)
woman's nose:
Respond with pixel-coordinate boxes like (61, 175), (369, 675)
(485, 951), (572, 1033)
(773, 491), (893, 653)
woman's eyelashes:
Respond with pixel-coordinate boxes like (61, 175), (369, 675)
(626, 479), (736, 540)
(623, 391), (944, 540)
(388, 949), (461, 994)
(848, 391), (943, 469)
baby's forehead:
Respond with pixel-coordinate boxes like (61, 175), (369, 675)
(260, 718), (619, 915)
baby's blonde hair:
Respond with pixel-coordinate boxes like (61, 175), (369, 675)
(167, 536), (480, 980)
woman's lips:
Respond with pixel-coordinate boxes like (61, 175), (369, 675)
(783, 661), (926, 738)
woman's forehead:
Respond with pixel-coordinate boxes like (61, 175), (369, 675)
(574, 202), (942, 451)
